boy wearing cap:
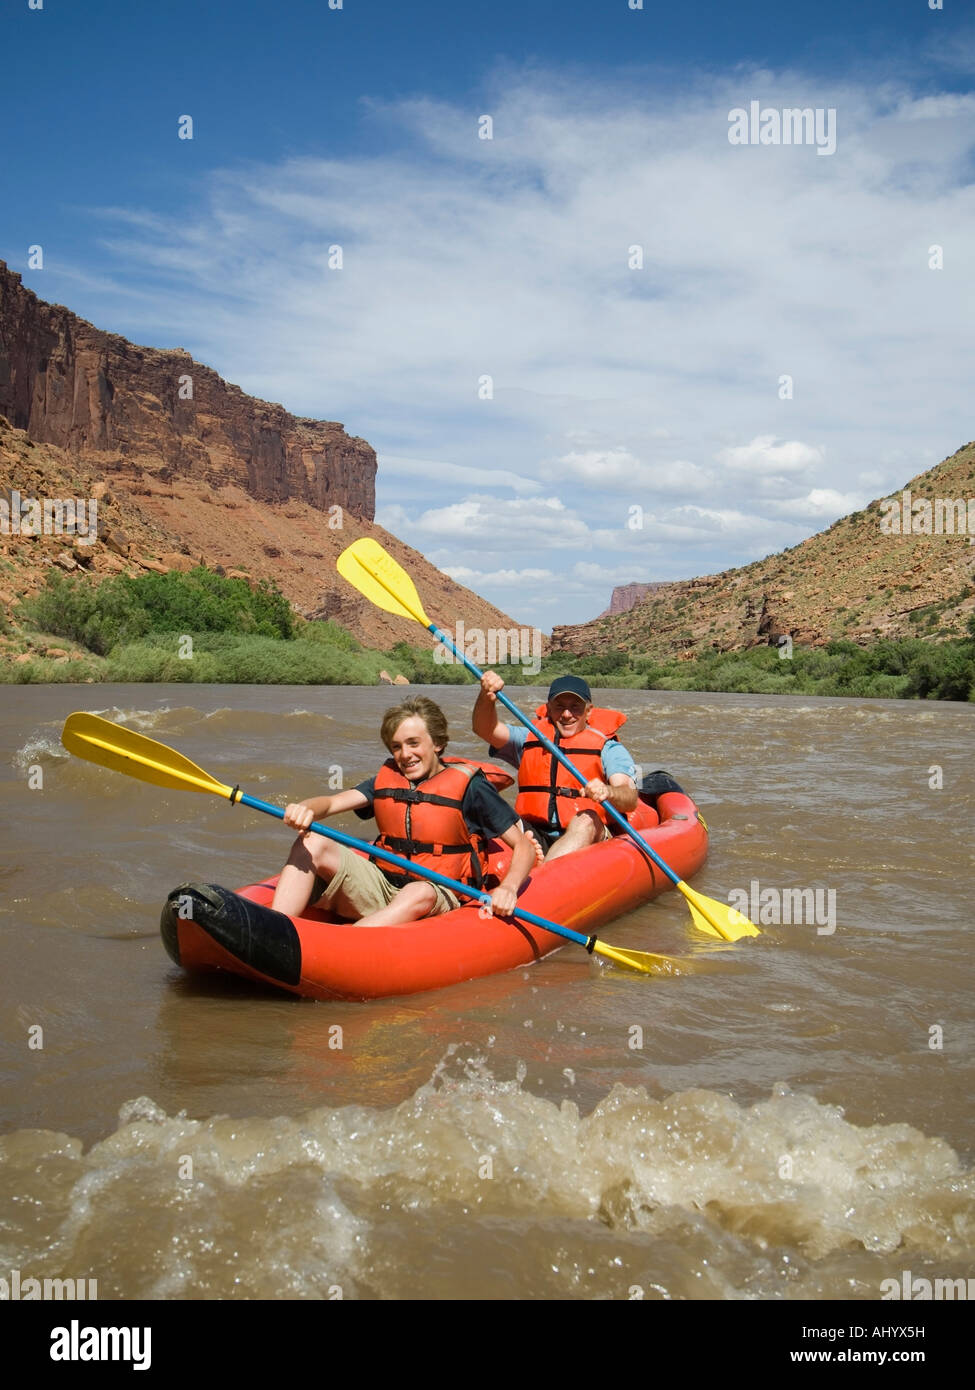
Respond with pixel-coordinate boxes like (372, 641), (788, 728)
(472, 672), (638, 861)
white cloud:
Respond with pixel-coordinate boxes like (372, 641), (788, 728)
(897, 94), (975, 120)
(540, 448), (712, 495)
(378, 454), (542, 496)
(716, 436), (825, 475)
(376, 494), (592, 553)
(441, 559), (662, 625)
(60, 60), (975, 629)
(592, 504), (808, 554)
(443, 566), (557, 587)
(571, 561), (663, 585)
(768, 488), (868, 519)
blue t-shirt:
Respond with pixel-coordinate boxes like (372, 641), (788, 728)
(493, 725), (637, 830)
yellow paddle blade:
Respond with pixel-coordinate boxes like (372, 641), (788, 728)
(591, 942), (687, 976)
(62, 712), (234, 799)
(679, 881), (761, 942)
(337, 538), (431, 627)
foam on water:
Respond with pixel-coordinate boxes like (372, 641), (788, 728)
(11, 708), (181, 770)
(88, 704), (179, 729)
(13, 705), (341, 778)
(1, 1053), (971, 1299)
(11, 734), (68, 769)
(82, 705), (334, 734)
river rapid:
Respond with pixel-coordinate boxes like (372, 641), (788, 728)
(1, 683), (972, 1301)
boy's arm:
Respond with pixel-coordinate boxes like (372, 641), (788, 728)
(282, 787), (369, 831)
(487, 823), (537, 917)
(472, 670), (511, 749)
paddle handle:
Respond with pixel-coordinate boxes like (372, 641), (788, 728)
(236, 792), (595, 951)
(428, 623), (682, 888)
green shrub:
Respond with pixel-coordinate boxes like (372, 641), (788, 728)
(0, 654), (102, 684)
(577, 649), (629, 675)
(18, 572), (148, 654)
(297, 619), (363, 651)
(18, 567), (294, 655)
(903, 645), (974, 701)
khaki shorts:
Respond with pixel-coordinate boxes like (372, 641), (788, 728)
(311, 846), (461, 920)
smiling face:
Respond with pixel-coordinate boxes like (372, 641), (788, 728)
(388, 715), (444, 782)
(546, 693), (591, 739)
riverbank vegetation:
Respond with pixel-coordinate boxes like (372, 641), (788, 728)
(3, 569), (974, 701)
(523, 631), (975, 702)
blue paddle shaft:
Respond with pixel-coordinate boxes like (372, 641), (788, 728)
(428, 622), (681, 888)
(236, 791), (594, 950)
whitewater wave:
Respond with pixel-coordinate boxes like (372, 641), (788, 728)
(1, 1052), (970, 1300)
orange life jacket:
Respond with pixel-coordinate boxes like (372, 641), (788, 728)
(372, 756), (512, 888)
(515, 706), (628, 829)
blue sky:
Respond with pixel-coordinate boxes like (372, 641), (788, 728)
(3, 0), (974, 628)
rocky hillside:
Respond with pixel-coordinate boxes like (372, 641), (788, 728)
(552, 442), (975, 660)
(0, 261), (375, 515)
(0, 418), (531, 654)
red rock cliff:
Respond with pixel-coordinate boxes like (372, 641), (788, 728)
(0, 260), (376, 516)
(597, 581), (671, 618)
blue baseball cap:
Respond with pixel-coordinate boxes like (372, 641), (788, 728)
(547, 675), (592, 703)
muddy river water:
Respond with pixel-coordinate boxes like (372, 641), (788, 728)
(1, 683), (972, 1301)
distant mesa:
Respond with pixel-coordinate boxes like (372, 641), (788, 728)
(597, 582), (672, 618)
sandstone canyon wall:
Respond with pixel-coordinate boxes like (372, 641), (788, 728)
(0, 260), (376, 515)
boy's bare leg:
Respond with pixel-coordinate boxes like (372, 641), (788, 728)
(272, 834), (344, 916)
(356, 880), (439, 927)
(544, 810), (602, 862)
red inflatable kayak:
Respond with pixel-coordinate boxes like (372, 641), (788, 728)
(160, 780), (708, 1001)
